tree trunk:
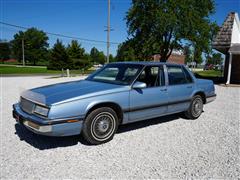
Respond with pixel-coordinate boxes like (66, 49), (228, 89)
(160, 55), (167, 62)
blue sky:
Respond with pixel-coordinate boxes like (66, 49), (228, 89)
(1, 0), (240, 56)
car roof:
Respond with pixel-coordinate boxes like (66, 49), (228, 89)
(109, 61), (183, 66)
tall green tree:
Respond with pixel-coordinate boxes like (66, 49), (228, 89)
(11, 28), (49, 65)
(126, 0), (216, 62)
(0, 40), (11, 62)
(90, 47), (99, 63)
(97, 51), (106, 65)
(116, 41), (136, 61)
(67, 40), (85, 59)
(193, 46), (203, 64)
(48, 39), (73, 70)
(183, 45), (193, 63)
(90, 47), (106, 64)
(109, 54), (115, 62)
(67, 40), (89, 69)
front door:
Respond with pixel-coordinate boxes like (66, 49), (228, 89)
(129, 65), (168, 122)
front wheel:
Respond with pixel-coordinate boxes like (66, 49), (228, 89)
(82, 107), (119, 145)
(184, 95), (203, 119)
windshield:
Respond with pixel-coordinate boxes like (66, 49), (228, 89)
(87, 63), (144, 85)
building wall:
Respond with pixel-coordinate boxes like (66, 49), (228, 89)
(231, 54), (240, 83)
(231, 14), (240, 44)
(223, 53), (240, 84)
(153, 54), (185, 64)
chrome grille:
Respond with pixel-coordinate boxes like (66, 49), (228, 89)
(20, 97), (35, 114)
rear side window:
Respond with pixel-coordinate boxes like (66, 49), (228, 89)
(182, 67), (193, 83)
(167, 66), (191, 85)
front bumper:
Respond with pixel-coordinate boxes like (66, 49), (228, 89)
(13, 103), (83, 136)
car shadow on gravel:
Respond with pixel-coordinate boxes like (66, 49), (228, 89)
(117, 113), (182, 133)
(14, 123), (83, 150)
(14, 113), (183, 150)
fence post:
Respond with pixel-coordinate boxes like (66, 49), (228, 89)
(67, 69), (70, 77)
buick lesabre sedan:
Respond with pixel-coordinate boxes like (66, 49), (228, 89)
(13, 62), (216, 144)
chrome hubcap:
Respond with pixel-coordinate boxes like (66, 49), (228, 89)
(97, 118), (110, 133)
(91, 112), (116, 141)
(192, 98), (203, 117)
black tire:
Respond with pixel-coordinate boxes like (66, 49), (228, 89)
(82, 107), (119, 145)
(184, 95), (203, 119)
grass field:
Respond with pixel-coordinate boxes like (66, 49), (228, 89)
(0, 65), (94, 75)
(194, 70), (223, 77)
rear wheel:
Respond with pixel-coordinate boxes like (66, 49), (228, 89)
(184, 95), (203, 119)
(82, 107), (119, 145)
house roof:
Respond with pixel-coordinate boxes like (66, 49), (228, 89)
(212, 12), (235, 53)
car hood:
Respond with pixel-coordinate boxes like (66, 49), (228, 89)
(21, 80), (128, 106)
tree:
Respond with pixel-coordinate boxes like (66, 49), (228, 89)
(67, 40), (85, 59)
(11, 28), (49, 65)
(48, 39), (73, 70)
(207, 52), (223, 65)
(97, 51), (106, 65)
(183, 45), (192, 63)
(90, 47), (99, 63)
(72, 52), (92, 70)
(109, 54), (115, 62)
(212, 53), (223, 65)
(66, 40), (89, 69)
(90, 47), (106, 64)
(126, 0), (216, 62)
(193, 46), (203, 64)
(0, 40), (11, 62)
(116, 41), (136, 61)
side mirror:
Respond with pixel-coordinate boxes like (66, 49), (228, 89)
(132, 81), (147, 89)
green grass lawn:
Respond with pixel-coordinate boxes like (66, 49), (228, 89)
(0, 65), (94, 75)
(195, 70), (223, 78)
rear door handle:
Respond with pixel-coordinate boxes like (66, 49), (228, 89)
(187, 86), (192, 88)
(160, 88), (167, 91)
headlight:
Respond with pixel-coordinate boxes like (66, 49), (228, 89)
(34, 105), (49, 117)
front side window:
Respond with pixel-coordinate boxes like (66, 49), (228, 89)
(136, 66), (165, 87)
(87, 64), (143, 85)
(167, 66), (190, 85)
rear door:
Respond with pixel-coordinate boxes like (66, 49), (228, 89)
(128, 65), (168, 122)
(166, 65), (194, 113)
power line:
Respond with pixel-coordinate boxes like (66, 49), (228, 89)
(0, 21), (120, 45)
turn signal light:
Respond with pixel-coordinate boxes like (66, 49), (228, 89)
(67, 120), (79, 123)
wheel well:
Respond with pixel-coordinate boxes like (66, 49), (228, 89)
(194, 92), (206, 104)
(85, 102), (123, 124)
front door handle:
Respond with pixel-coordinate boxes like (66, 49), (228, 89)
(187, 86), (192, 88)
(160, 88), (167, 91)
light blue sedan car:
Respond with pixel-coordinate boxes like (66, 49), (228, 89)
(13, 62), (216, 144)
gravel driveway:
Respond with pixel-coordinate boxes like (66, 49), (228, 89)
(0, 76), (239, 179)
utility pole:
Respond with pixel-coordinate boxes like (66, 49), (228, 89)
(106, 0), (110, 64)
(22, 38), (25, 66)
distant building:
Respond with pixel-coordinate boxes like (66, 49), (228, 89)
(3, 59), (17, 63)
(212, 12), (240, 84)
(153, 50), (185, 64)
